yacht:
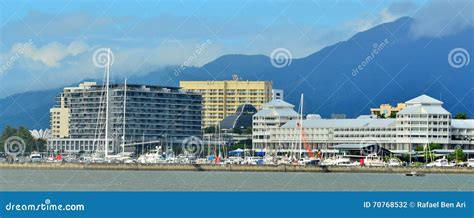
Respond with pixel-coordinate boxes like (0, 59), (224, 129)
(320, 156), (353, 166)
(426, 157), (455, 167)
(387, 158), (402, 167)
(224, 156), (243, 165)
(137, 146), (165, 164)
(242, 156), (260, 165)
(336, 159), (359, 166)
(363, 153), (386, 167)
(29, 152), (42, 163)
(468, 158), (474, 168)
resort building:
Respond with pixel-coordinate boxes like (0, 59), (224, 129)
(370, 102), (406, 118)
(271, 89), (284, 100)
(252, 99), (299, 149)
(47, 82), (203, 153)
(254, 95), (474, 152)
(180, 76), (272, 128)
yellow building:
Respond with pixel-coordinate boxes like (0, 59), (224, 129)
(50, 95), (70, 138)
(50, 82), (96, 138)
(370, 103), (406, 118)
(180, 77), (272, 128)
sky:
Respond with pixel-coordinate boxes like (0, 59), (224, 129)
(0, 0), (472, 98)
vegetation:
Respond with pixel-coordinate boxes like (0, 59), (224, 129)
(415, 143), (442, 152)
(454, 112), (469, 119)
(0, 126), (46, 153)
(414, 143), (442, 162)
(204, 126), (217, 134)
(447, 147), (467, 162)
(226, 139), (252, 151)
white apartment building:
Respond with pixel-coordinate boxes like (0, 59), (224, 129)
(253, 95), (474, 152)
(252, 99), (299, 149)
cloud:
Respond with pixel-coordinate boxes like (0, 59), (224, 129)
(345, 10), (396, 33)
(346, 1), (417, 33)
(411, 0), (474, 38)
(12, 40), (89, 67)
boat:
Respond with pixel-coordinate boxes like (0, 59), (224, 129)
(224, 156), (243, 165)
(426, 157), (455, 167)
(29, 152), (42, 163)
(363, 153), (386, 167)
(297, 157), (318, 165)
(275, 156), (290, 165)
(405, 171), (425, 177)
(336, 159), (359, 166)
(387, 158), (402, 167)
(320, 156), (355, 166)
(137, 147), (164, 164)
(242, 156), (261, 165)
(467, 158), (474, 168)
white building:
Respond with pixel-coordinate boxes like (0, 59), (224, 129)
(255, 95), (474, 152)
(252, 99), (299, 149)
(271, 89), (284, 100)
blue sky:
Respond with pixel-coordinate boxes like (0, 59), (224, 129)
(0, 0), (472, 98)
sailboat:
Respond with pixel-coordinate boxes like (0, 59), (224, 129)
(105, 78), (134, 163)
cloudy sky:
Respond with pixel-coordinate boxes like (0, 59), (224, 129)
(0, 0), (472, 98)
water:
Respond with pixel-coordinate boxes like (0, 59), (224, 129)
(0, 169), (472, 191)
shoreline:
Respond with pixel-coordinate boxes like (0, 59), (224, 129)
(1, 163), (473, 174)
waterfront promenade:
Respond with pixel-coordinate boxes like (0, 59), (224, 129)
(1, 163), (473, 174)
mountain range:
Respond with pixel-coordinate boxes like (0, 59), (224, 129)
(1, 16), (473, 131)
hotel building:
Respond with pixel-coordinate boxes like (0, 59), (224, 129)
(180, 77), (272, 128)
(253, 95), (474, 152)
(252, 99), (299, 149)
(370, 103), (406, 118)
(47, 82), (203, 153)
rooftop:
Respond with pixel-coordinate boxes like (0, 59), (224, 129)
(451, 119), (474, 129)
(262, 99), (294, 109)
(397, 105), (450, 115)
(406, 94), (443, 105)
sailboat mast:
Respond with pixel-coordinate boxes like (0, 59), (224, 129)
(122, 78), (127, 157)
(299, 94), (304, 160)
(104, 48), (111, 157)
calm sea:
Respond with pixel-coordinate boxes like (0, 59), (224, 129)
(0, 169), (472, 191)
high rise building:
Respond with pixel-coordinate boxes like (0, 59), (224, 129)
(47, 82), (202, 153)
(180, 77), (272, 128)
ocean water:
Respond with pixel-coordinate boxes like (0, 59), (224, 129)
(0, 169), (472, 191)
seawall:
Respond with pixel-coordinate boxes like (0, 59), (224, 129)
(0, 163), (473, 174)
